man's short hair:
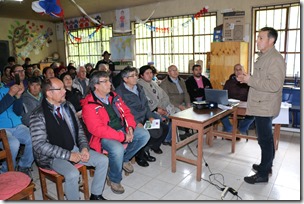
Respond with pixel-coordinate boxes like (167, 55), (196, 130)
(28, 76), (42, 85)
(120, 66), (138, 79)
(260, 27), (278, 44)
(192, 64), (201, 71)
(10, 64), (23, 74)
(88, 71), (110, 91)
(7, 56), (16, 63)
(41, 78), (54, 96)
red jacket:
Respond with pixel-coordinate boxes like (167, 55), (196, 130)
(81, 91), (136, 153)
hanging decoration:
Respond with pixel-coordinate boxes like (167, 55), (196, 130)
(67, 24), (102, 43)
(31, 0), (64, 18)
(143, 6), (209, 33)
(30, 0), (209, 43)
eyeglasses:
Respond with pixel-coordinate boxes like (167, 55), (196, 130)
(128, 74), (138, 78)
(49, 87), (65, 91)
(99, 80), (111, 84)
(14, 70), (25, 73)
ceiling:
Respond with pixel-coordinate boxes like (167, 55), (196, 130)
(0, 0), (172, 22)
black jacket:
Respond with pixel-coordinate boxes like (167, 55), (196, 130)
(185, 75), (213, 102)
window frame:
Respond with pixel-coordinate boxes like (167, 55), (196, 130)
(251, 2), (300, 78)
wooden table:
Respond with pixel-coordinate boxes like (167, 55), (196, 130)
(170, 105), (238, 181)
(209, 102), (284, 151)
(236, 102), (284, 150)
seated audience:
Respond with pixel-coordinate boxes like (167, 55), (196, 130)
(81, 71), (149, 194)
(22, 57), (31, 68)
(0, 75), (34, 178)
(221, 64), (255, 135)
(185, 64), (212, 102)
(21, 77), (43, 127)
(1, 65), (11, 85)
(24, 64), (33, 79)
(85, 63), (94, 78)
(160, 65), (191, 111)
(137, 65), (178, 145)
(73, 66), (89, 97)
(29, 77), (109, 200)
(116, 66), (168, 167)
(67, 66), (77, 79)
(7, 64), (28, 89)
(43, 66), (55, 81)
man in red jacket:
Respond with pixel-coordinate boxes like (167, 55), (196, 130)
(81, 71), (150, 194)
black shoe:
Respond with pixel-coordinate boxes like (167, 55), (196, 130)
(252, 164), (272, 174)
(179, 132), (192, 140)
(151, 148), (163, 154)
(135, 157), (149, 167)
(90, 194), (107, 200)
(144, 150), (156, 162)
(244, 173), (268, 184)
(162, 141), (171, 146)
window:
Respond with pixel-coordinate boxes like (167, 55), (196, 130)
(66, 26), (112, 67)
(252, 2), (300, 77)
(132, 12), (216, 73)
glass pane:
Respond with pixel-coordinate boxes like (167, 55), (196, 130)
(273, 8), (286, 29)
(289, 6), (300, 29)
(287, 30), (300, 52)
(286, 54), (300, 77)
(275, 31), (286, 52)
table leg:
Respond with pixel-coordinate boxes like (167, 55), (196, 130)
(231, 109), (237, 153)
(171, 121), (177, 173)
(196, 128), (203, 181)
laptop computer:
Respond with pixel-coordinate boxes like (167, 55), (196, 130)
(204, 89), (229, 105)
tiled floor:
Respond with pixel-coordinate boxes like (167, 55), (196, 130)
(31, 128), (301, 200)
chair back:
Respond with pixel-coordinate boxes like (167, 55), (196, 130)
(0, 129), (15, 171)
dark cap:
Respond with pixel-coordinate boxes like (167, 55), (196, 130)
(102, 51), (111, 56)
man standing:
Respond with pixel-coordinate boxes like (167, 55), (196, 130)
(185, 64), (212, 102)
(95, 51), (115, 72)
(73, 66), (89, 97)
(29, 77), (108, 200)
(81, 71), (149, 194)
(237, 27), (286, 184)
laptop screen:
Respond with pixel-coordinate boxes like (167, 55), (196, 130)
(204, 89), (229, 105)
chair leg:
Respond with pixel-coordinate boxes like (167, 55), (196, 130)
(55, 177), (65, 200)
(89, 168), (95, 177)
(79, 166), (89, 200)
(38, 170), (49, 200)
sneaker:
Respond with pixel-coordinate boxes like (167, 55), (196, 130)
(123, 162), (134, 173)
(17, 167), (33, 180)
(244, 173), (268, 184)
(252, 164), (272, 174)
(109, 181), (125, 194)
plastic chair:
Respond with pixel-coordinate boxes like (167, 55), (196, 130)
(0, 129), (35, 200)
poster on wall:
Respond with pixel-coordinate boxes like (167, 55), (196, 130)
(110, 35), (135, 61)
(114, 8), (130, 33)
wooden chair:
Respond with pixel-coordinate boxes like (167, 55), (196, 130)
(38, 163), (89, 200)
(0, 129), (35, 200)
